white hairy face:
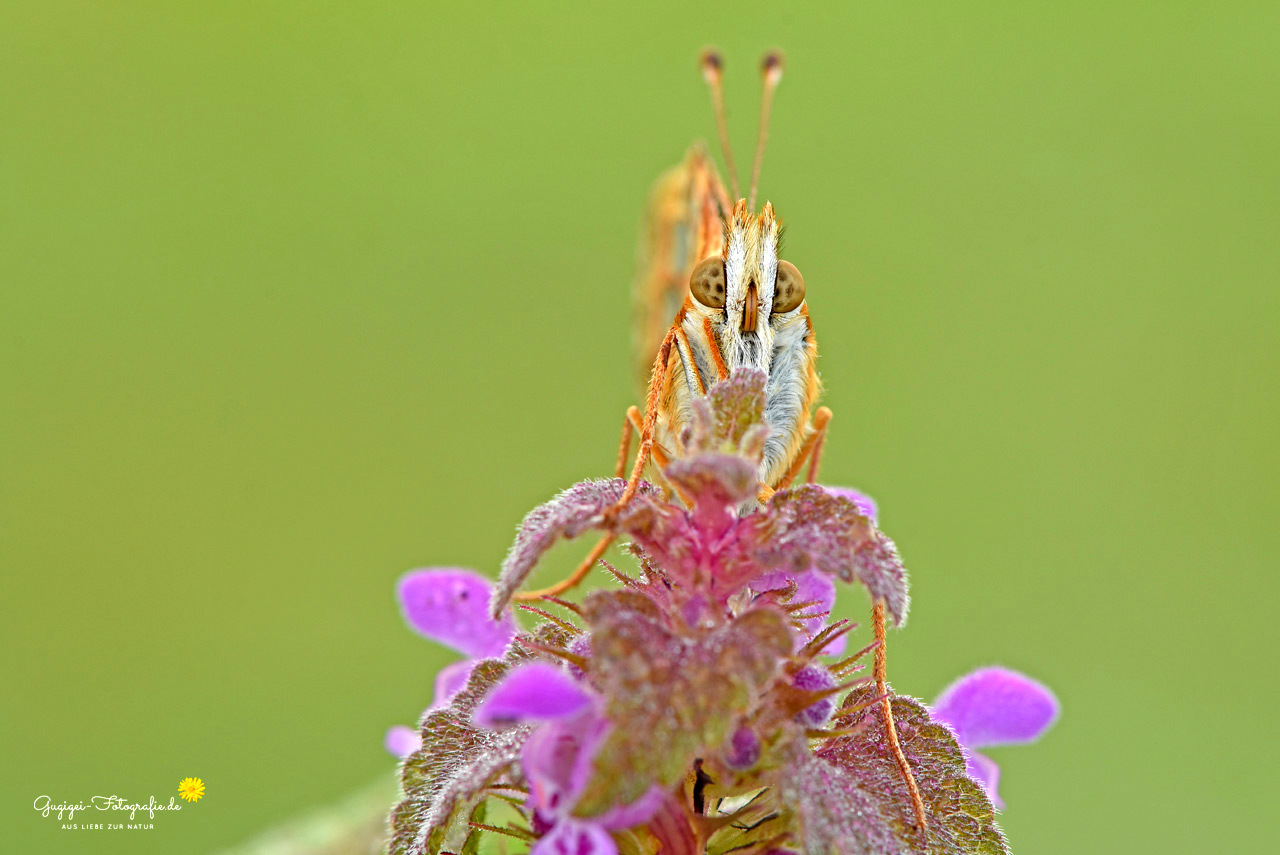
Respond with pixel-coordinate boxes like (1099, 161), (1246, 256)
(685, 201), (807, 377)
(720, 202), (780, 372)
(678, 201), (815, 487)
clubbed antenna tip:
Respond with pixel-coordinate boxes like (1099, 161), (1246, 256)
(699, 47), (741, 201)
(700, 48), (723, 79)
(761, 50), (785, 81)
(749, 50), (785, 211)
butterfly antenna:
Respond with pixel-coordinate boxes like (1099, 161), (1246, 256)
(700, 49), (741, 201)
(748, 51), (784, 211)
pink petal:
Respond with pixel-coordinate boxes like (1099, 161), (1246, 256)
(965, 750), (1004, 808)
(751, 570), (846, 655)
(523, 724), (581, 816)
(932, 667), (1059, 749)
(522, 712), (610, 817)
(819, 629), (848, 657)
(747, 570), (849, 660)
(397, 568), (517, 658)
(753, 569), (836, 626)
(597, 784), (666, 831)
(429, 660), (475, 710)
(384, 725), (422, 758)
(723, 726), (761, 770)
(791, 664), (837, 727)
(474, 663), (593, 728)
(530, 820), (617, 855)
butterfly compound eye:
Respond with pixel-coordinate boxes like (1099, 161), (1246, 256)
(690, 257), (727, 308)
(772, 260), (805, 313)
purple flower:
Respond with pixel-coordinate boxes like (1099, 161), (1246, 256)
(398, 567), (518, 658)
(931, 667), (1060, 806)
(473, 662), (592, 728)
(473, 663), (664, 855)
(383, 725), (422, 757)
(385, 568), (518, 757)
(791, 664), (839, 727)
(532, 820), (620, 855)
(751, 568), (846, 656)
(429, 660), (476, 711)
(723, 726), (761, 770)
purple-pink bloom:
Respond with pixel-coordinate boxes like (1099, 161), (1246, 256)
(751, 481), (880, 658)
(476, 664), (610, 820)
(724, 726), (761, 770)
(791, 664), (838, 727)
(474, 663), (593, 728)
(750, 486), (879, 659)
(751, 568), (846, 656)
(430, 660), (476, 710)
(384, 725), (422, 758)
(389, 371), (1052, 854)
(398, 568), (518, 658)
(532, 820), (619, 855)
(524, 714), (664, 855)
(522, 710), (611, 820)
(474, 666), (662, 855)
(932, 667), (1059, 806)
(386, 568), (518, 757)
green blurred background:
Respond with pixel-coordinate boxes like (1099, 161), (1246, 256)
(3, 2), (1277, 853)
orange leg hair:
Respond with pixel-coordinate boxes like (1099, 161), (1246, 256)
(774, 406), (834, 491)
(608, 327), (678, 518)
(624, 405), (689, 504)
(804, 406), (831, 484)
(512, 533), (617, 603)
(873, 601), (928, 834)
(756, 406), (834, 503)
(514, 400), (686, 604)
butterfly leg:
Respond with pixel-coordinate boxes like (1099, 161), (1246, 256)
(513, 399), (683, 604)
(512, 533), (616, 603)
(607, 327), (678, 520)
(873, 601), (929, 834)
(624, 404), (690, 503)
(805, 406), (833, 484)
(773, 406), (834, 491)
(615, 407), (637, 478)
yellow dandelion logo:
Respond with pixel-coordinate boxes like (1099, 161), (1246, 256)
(178, 777), (205, 803)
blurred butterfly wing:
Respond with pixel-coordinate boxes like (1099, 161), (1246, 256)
(631, 144), (731, 393)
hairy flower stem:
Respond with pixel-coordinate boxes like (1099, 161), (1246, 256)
(874, 600), (928, 836)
